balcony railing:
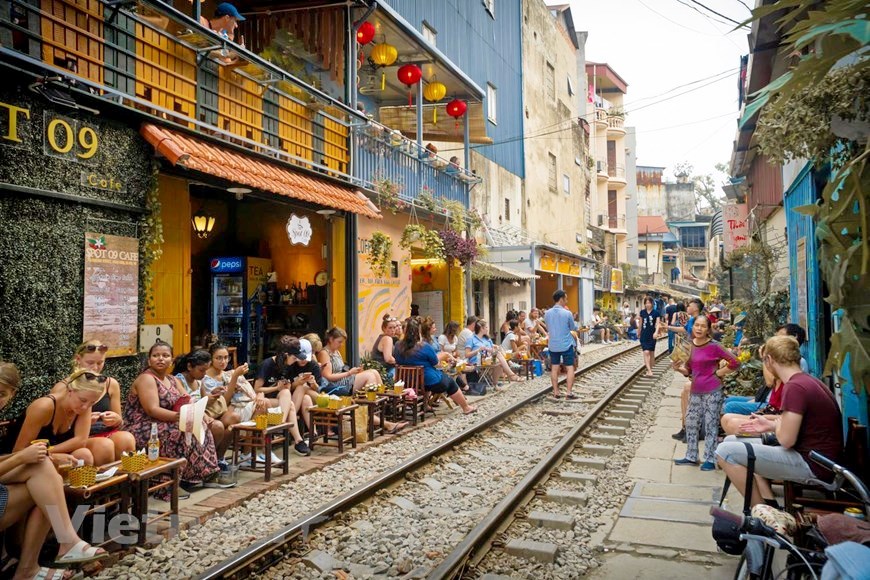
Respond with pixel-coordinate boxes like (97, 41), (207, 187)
(0, 0), (359, 185)
(607, 114), (625, 132)
(354, 121), (475, 206)
(598, 214), (627, 230)
(608, 164), (627, 181)
(594, 106), (608, 125)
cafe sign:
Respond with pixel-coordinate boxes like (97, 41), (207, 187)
(286, 213), (313, 246)
(83, 233), (139, 357)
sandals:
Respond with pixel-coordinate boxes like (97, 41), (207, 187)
(509, 374), (524, 382)
(463, 406), (478, 415)
(26, 567), (78, 580)
(387, 421), (409, 434)
(565, 393), (579, 400)
(54, 540), (108, 566)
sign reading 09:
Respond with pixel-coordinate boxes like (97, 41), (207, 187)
(43, 110), (98, 161)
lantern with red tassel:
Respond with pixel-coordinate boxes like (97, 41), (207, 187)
(446, 98), (467, 131)
(397, 64), (422, 106)
(356, 21), (375, 45)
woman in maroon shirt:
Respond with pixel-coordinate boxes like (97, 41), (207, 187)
(715, 335), (843, 507)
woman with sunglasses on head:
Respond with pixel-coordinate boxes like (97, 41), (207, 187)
(50, 341), (136, 466)
(0, 362), (107, 580)
(14, 369), (107, 467)
(371, 314), (400, 379)
(124, 340), (219, 492)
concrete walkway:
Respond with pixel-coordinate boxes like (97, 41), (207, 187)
(590, 371), (741, 579)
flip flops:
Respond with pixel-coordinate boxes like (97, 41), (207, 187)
(53, 540), (107, 566)
(387, 421), (409, 434)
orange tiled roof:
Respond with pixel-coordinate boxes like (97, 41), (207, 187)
(141, 124), (381, 219)
(637, 215), (670, 235)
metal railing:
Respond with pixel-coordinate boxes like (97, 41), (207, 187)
(598, 214), (627, 230)
(353, 120), (475, 206)
(0, 0), (360, 184)
(608, 163), (627, 180)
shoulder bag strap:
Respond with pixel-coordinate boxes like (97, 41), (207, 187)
(742, 442), (756, 516)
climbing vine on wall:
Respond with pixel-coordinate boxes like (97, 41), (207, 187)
(140, 163), (164, 316)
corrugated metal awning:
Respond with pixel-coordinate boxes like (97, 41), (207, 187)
(471, 261), (538, 282)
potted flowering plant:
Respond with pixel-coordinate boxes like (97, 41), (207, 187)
(439, 229), (478, 266)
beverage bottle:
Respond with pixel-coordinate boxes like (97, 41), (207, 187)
(281, 285), (290, 304)
(148, 423), (160, 461)
(289, 283), (297, 304)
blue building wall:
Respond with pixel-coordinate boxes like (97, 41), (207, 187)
(382, 0), (524, 178)
(783, 163), (824, 376)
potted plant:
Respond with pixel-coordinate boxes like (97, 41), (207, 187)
(400, 224), (428, 249)
(439, 229), (478, 266)
(374, 176), (406, 215)
(366, 231), (392, 277)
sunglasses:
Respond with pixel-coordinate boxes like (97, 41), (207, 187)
(81, 344), (109, 353)
(76, 371), (109, 384)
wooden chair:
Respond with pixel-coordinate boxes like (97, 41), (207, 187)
(784, 418), (868, 514)
(395, 366), (429, 425)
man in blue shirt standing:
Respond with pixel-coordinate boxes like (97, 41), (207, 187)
(544, 290), (578, 400)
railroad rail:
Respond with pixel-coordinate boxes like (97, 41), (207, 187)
(196, 342), (661, 580)
(431, 350), (672, 579)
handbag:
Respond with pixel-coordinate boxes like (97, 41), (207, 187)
(205, 395), (228, 419)
(670, 334), (691, 365)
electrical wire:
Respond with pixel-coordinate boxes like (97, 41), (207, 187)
(635, 0), (722, 36)
(675, 0), (737, 29)
(686, 0), (749, 28)
(623, 68), (737, 107)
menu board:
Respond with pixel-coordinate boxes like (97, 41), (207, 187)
(83, 233), (139, 357)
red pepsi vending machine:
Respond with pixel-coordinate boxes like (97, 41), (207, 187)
(209, 256), (271, 364)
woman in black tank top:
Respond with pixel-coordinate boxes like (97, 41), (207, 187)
(371, 314), (400, 378)
(15, 369), (107, 467)
(0, 361), (109, 578)
(50, 340), (136, 465)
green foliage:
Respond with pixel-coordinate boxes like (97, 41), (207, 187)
(742, 0), (869, 388)
(360, 355), (394, 387)
(0, 88), (151, 417)
(366, 231), (393, 277)
(400, 225), (445, 261)
(140, 163), (163, 315)
(727, 290), (790, 343)
(620, 262), (641, 291)
(724, 242), (781, 298)
(373, 176), (406, 214)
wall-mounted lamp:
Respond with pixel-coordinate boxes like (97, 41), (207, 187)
(227, 186), (251, 201)
(191, 209), (216, 239)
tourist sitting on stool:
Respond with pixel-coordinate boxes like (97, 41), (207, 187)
(371, 314), (400, 380)
(124, 340), (219, 494)
(0, 361), (108, 580)
(465, 319), (522, 383)
(318, 327), (381, 396)
(50, 340), (136, 465)
(15, 369), (107, 467)
(716, 335), (843, 508)
(395, 318), (477, 415)
(721, 344), (785, 436)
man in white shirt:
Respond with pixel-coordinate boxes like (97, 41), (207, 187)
(456, 315), (477, 353)
(526, 308), (548, 337)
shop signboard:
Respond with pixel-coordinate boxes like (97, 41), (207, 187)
(599, 264), (612, 292)
(611, 268), (624, 294)
(83, 233), (139, 357)
(210, 257), (244, 273)
(287, 214), (313, 246)
(723, 203), (749, 257)
(796, 238), (808, 329)
(538, 253), (557, 273)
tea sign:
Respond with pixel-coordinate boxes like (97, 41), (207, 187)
(286, 214), (313, 246)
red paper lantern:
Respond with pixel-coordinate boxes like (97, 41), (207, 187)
(356, 21), (375, 45)
(397, 64), (422, 105)
(446, 98), (467, 131)
(446, 98), (467, 119)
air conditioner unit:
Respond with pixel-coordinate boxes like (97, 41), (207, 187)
(596, 161), (605, 172)
(597, 215), (605, 226)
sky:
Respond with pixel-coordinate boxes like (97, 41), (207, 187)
(570, 0), (750, 182)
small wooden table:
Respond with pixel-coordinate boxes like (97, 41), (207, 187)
(380, 391), (406, 422)
(231, 421), (295, 482)
(124, 457), (187, 544)
(513, 358), (535, 380)
(308, 405), (358, 453)
(64, 464), (130, 546)
(353, 396), (387, 441)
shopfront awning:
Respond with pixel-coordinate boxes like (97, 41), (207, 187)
(141, 124), (381, 219)
(471, 261), (539, 282)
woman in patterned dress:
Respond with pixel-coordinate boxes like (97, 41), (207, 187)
(123, 340), (219, 491)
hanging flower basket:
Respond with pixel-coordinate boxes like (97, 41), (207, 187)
(439, 229), (478, 266)
(367, 231), (392, 277)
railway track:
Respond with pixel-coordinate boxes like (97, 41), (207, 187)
(195, 341), (667, 580)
